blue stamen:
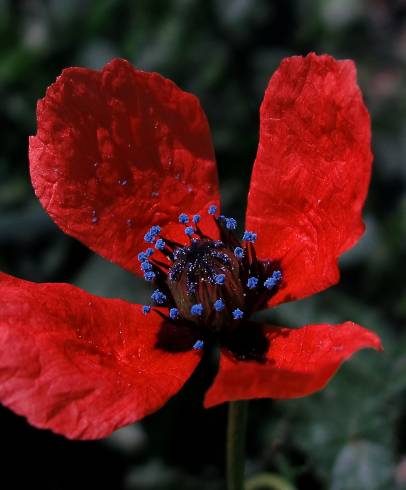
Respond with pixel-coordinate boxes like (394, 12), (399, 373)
(185, 226), (195, 237)
(145, 248), (154, 257)
(142, 305), (151, 315)
(192, 214), (200, 224)
(214, 299), (225, 312)
(151, 289), (167, 304)
(144, 271), (156, 281)
(242, 230), (257, 243)
(234, 247), (244, 259)
(214, 274), (225, 285)
(144, 231), (155, 243)
(208, 204), (217, 215)
(169, 307), (179, 320)
(193, 340), (204, 350)
(137, 251), (147, 262)
(247, 277), (258, 289)
(232, 308), (244, 320)
(144, 225), (161, 243)
(190, 303), (204, 316)
(155, 238), (166, 251)
(178, 213), (189, 224)
(225, 217), (237, 230)
(141, 261), (152, 271)
(264, 270), (282, 289)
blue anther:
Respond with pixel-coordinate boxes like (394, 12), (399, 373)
(142, 305), (151, 315)
(192, 214), (200, 224)
(185, 226), (195, 237)
(264, 270), (282, 289)
(178, 213), (189, 224)
(214, 274), (225, 285)
(169, 307), (179, 320)
(151, 289), (167, 304)
(145, 248), (154, 257)
(144, 271), (156, 282)
(274, 270), (282, 281)
(137, 251), (147, 262)
(141, 261), (152, 271)
(234, 247), (244, 259)
(144, 225), (161, 243)
(218, 214), (226, 222)
(190, 303), (204, 316)
(242, 230), (257, 243)
(247, 277), (258, 289)
(232, 308), (244, 320)
(208, 204), (217, 215)
(155, 238), (166, 251)
(144, 231), (155, 243)
(214, 299), (225, 312)
(225, 217), (237, 230)
(193, 340), (204, 350)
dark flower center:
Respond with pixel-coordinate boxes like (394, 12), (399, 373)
(138, 206), (282, 361)
(167, 239), (243, 331)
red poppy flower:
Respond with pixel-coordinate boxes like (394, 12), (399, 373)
(0, 53), (382, 440)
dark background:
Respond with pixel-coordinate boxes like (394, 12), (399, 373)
(1, 1), (405, 489)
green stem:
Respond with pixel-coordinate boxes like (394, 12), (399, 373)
(245, 473), (296, 490)
(227, 400), (249, 490)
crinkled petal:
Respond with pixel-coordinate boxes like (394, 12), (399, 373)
(246, 53), (372, 305)
(0, 272), (201, 439)
(30, 59), (220, 275)
(204, 322), (382, 407)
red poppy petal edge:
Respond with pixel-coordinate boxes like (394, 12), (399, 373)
(30, 58), (220, 275)
(246, 53), (372, 305)
(204, 322), (382, 407)
(0, 272), (201, 439)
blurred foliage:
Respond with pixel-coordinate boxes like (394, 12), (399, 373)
(0, 0), (405, 489)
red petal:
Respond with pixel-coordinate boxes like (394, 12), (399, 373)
(246, 53), (372, 305)
(204, 322), (382, 407)
(0, 272), (201, 439)
(30, 59), (220, 275)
